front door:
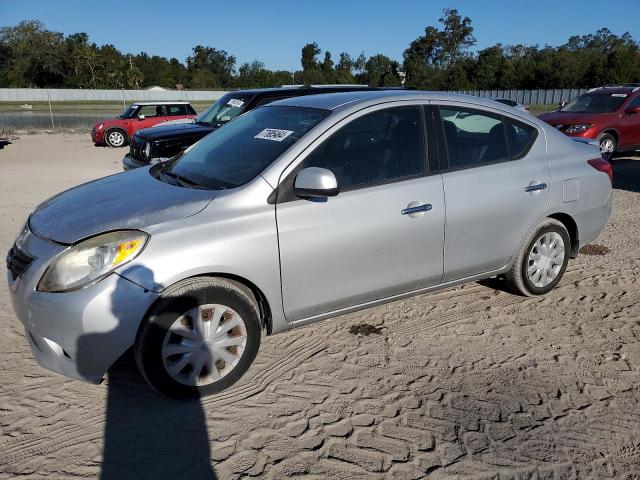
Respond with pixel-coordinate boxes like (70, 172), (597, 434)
(275, 105), (445, 322)
(618, 95), (640, 148)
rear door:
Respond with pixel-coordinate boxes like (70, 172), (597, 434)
(435, 103), (550, 282)
(276, 104), (445, 322)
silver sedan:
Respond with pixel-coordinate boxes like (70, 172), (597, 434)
(7, 90), (612, 398)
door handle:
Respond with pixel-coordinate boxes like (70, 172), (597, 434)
(524, 183), (547, 193)
(401, 203), (432, 216)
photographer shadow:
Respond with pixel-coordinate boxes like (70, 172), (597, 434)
(76, 266), (217, 479)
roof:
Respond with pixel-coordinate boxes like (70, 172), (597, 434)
(587, 84), (640, 94)
(131, 101), (191, 106)
(221, 85), (389, 96)
(270, 90), (518, 112)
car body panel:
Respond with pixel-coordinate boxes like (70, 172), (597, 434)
(29, 166), (216, 244)
(7, 224), (159, 382)
(435, 99), (551, 281)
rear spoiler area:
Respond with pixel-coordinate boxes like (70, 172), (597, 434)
(571, 137), (604, 158)
(571, 137), (599, 149)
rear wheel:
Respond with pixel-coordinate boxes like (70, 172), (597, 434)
(105, 129), (128, 148)
(505, 219), (570, 296)
(597, 132), (616, 160)
(135, 277), (261, 398)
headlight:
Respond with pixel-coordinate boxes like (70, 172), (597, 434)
(97, 123), (104, 131)
(565, 124), (592, 133)
(143, 142), (151, 159)
(37, 230), (149, 292)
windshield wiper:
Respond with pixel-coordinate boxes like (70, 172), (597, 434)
(162, 170), (203, 189)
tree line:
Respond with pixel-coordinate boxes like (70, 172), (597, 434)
(1, 10), (638, 91)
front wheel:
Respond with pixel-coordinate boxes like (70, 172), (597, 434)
(105, 129), (128, 148)
(135, 277), (261, 398)
(505, 219), (570, 296)
(597, 132), (616, 160)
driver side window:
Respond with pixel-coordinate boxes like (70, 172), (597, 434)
(303, 107), (427, 191)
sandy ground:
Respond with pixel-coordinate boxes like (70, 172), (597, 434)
(1, 134), (640, 479)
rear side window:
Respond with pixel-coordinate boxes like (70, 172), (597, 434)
(504, 119), (537, 159)
(166, 104), (189, 116)
(440, 107), (508, 168)
(304, 107), (426, 190)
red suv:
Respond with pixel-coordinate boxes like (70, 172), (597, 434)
(91, 101), (197, 147)
(539, 84), (640, 158)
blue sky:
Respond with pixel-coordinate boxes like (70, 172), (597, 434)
(1, 0), (638, 71)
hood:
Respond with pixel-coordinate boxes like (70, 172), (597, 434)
(538, 111), (608, 126)
(94, 118), (123, 129)
(136, 122), (217, 142)
(30, 167), (216, 244)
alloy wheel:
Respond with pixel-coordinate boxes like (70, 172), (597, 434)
(107, 131), (125, 147)
(600, 137), (615, 154)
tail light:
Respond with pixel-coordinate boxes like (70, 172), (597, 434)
(587, 158), (613, 184)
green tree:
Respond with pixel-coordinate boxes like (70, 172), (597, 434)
(187, 45), (236, 88)
(0, 20), (68, 87)
(362, 54), (401, 86)
(403, 8), (475, 89)
(473, 45), (504, 90)
(321, 51), (335, 82)
(335, 53), (356, 83)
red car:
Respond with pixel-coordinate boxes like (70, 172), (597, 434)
(91, 101), (197, 147)
(539, 84), (640, 158)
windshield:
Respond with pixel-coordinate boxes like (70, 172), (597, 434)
(162, 106), (330, 189)
(118, 105), (138, 119)
(560, 93), (627, 113)
(196, 93), (255, 125)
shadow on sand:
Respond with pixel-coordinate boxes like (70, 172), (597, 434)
(76, 267), (216, 479)
(611, 155), (640, 193)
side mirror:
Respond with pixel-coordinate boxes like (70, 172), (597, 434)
(624, 105), (640, 115)
(294, 167), (339, 199)
(559, 101), (568, 108)
(138, 114), (146, 120)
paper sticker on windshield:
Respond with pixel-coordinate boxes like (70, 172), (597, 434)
(227, 99), (245, 108)
(611, 93), (628, 97)
(254, 128), (294, 142)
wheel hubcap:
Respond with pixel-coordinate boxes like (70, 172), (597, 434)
(161, 304), (247, 387)
(527, 232), (565, 288)
(108, 132), (124, 146)
(600, 138), (614, 153)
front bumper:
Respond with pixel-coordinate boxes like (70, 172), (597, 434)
(7, 226), (159, 383)
(91, 127), (103, 144)
(122, 154), (148, 171)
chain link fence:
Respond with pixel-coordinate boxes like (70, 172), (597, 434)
(445, 88), (591, 107)
(0, 88), (225, 133)
(0, 87), (595, 133)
